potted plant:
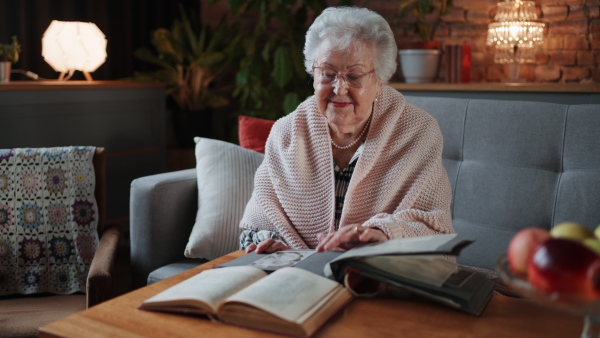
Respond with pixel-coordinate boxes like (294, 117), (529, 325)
(132, 6), (240, 147)
(214, 0), (352, 120)
(395, 0), (451, 83)
(0, 36), (21, 83)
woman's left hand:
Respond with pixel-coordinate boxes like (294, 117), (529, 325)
(245, 238), (291, 254)
(316, 225), (388, 252)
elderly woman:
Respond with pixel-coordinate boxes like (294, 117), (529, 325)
(240, 6), (454, 254)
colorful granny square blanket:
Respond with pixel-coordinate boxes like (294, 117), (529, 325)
(0, 147), (99, 295)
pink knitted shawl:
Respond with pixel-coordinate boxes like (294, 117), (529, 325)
(240, 85), (454, 249)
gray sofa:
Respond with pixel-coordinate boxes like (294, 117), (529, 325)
(130, 96), (600, 290)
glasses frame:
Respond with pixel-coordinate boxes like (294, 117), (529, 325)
(312, 66), (375, 88)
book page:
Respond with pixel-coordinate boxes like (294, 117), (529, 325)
(336, 234), (459, 260)
(250, 250), (316, 271)
(142, 266), (267, 312)
(221, 267), (342, 323)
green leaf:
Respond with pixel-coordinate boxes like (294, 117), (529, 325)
(152, 28), (183, 64)
(283, 93), (300, 115)
(398, 0), (419, 13)
(201, 52), (226, 67)
(178, 5), (199, 54)
(133, 48), (173, 70)
(236, 67), (250, 87)
(417, 22), (431, 41)
(271, 46), (292, 88)
(261, 41), (271, 63)
(228, 0), (247, 11)
(417, 0), (433, 15)
(289, 43), (307, 79)
(204, 91), (230, 108)
(440, 0), (450, 15)
(197, 27), (207, 55)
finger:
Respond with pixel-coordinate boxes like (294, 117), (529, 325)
(264, 241), (289, 253)
(245, 243), (257, 254)
(358, 228), (388, 243)
(255, 238), (276, 254)
(321, 228), (358, 252)
(316, 233), (337, 252)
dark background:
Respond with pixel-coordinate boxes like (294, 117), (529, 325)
(0, 0), (201, 81)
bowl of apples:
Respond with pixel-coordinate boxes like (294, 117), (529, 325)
(497, 222), (600, 337)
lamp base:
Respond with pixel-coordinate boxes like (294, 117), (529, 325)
(83, 71), (93, 81)
(503, 62), (526, 83)
(58, 70), (94, 81)
(503, 78), (526, 83)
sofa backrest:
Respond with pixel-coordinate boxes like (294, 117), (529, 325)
(405, 96), (600, 271)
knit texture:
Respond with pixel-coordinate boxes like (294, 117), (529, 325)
(240, 86), (454, 249)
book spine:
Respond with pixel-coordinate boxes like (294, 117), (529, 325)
(444, 45), (452, 83)
(461, 45), (472, 83)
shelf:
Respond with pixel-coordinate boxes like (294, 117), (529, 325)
(389, 82), (600, 93)
(0, 80), (165, 91)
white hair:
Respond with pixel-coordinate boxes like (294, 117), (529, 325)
(304, 7), (397, 84)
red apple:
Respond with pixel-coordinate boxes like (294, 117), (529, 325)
(528, 238), (600, 300)
(507, 227), (551, 276)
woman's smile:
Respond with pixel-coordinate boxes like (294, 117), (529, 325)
(330, 100), (352, 108)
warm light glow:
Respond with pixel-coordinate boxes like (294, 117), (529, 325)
(42, 21), (107, 80)
(486, 0), (545, 64)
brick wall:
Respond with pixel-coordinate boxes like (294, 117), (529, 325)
(363, 0), (599, 83)
(202, 0), (599, 83)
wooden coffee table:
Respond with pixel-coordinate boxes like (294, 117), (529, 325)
(40, 251), (582, 338)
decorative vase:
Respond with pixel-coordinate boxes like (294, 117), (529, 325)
(0, 61), (11, 83)
(398, 49), (440, 83)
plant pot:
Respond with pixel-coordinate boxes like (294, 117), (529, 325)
(398, 49), (440, 83)
(0, 61), (11, 83)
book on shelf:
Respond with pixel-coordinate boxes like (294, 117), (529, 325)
(138, 265), (353, 337)
(222, 234), (494, 316)
(444, 44), (471, 83)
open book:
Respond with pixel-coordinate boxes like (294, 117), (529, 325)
(139, 265), (353, 337)
(221, 234), (494, 316)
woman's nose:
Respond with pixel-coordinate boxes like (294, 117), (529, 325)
(332, 77), (349, 95)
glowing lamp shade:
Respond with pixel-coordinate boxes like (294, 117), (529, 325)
(486, 0), (544, 82)
(42, 20), (107, 80)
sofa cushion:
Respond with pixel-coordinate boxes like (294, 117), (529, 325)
(184, 138), (264, 260)
(147, 258), (208, 285)
(405, 96), (600, 271)
(238, 115), (275, 153)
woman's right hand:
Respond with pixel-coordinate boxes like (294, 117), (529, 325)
(245, 238), (291, 254)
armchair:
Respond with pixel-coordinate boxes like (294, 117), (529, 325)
(0, 147), (121, 338)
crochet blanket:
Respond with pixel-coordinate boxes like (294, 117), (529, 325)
(240, 86), (454, 249)
(0, 147), (99, 295)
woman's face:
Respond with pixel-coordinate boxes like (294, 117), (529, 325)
(313, 39), (382, 134)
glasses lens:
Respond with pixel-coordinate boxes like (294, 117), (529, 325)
(315, 68), (370, 88)
(346, 73), (365, 87)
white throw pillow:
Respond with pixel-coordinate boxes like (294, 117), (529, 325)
(184, 137), (264, 260)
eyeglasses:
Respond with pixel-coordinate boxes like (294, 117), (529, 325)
(312, 66), (375, 88)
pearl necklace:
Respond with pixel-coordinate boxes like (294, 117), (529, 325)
(330, 114), (372, 150)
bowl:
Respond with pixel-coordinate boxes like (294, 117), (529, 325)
(496, 254), (600, 338)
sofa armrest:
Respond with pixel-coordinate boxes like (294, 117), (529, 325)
(130, 169), (198, 289)
(87, 223), (122, 308)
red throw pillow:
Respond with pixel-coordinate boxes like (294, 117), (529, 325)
(238, 115), (275, 153)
